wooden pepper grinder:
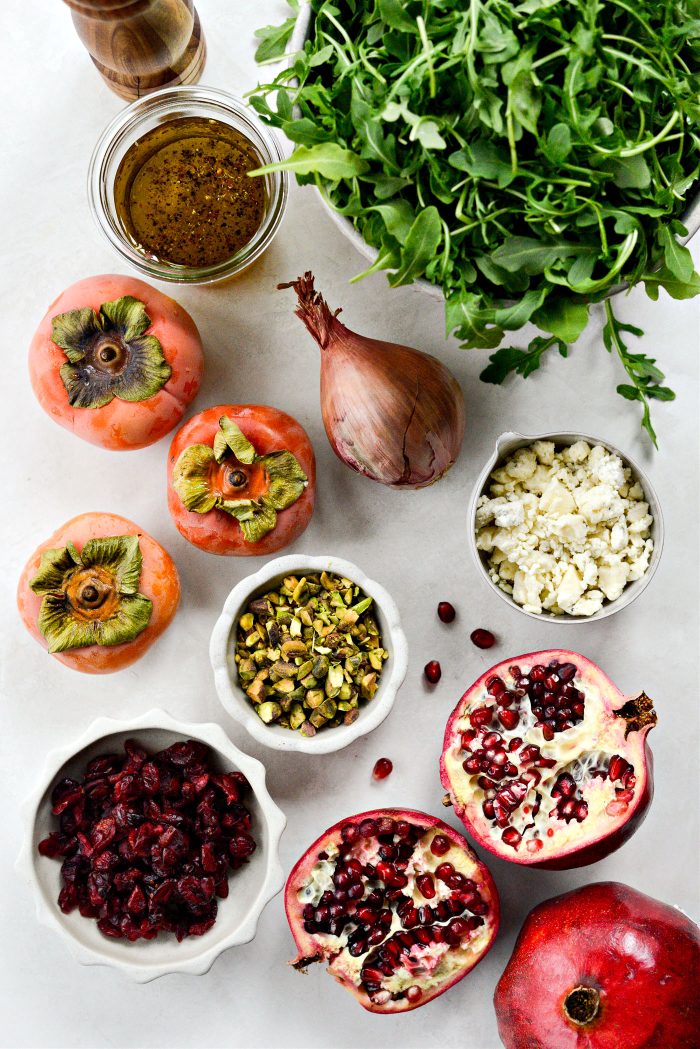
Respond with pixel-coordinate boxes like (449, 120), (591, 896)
(63, 0), (206, 100)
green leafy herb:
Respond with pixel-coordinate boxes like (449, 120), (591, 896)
(602, 299), (676, 447)
(250, 0), (700, 443)
(254, 0), (299, 64)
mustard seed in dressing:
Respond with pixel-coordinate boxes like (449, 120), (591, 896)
(113, 117), (266, 268)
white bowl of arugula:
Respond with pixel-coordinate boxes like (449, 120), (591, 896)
(251, 0), (700, 445)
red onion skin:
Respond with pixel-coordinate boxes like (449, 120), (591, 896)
(280, 273), (466, 489)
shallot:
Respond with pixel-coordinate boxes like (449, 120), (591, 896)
(278, 273), (465, 488)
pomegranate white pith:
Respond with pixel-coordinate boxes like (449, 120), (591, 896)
(284, 809), (499, 1013)
(440, 651), (656, 869)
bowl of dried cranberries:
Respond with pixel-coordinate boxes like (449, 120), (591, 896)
(17, 709), (286, 981)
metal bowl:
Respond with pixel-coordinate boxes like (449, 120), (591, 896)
(468, 431), (664, 623)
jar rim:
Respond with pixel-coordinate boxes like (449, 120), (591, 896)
(87, 85), (289, 284)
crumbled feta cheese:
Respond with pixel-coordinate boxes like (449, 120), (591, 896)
(531, 440), (556, 465)
(594, 453), (626, 489)
(540, 480), (575, 515)
(494, 501), (525, 528)
(564, 440), (591, 463)
(475, 441), (653, 616)
(505, 448), (538, 480)
(598, 563), (629, 601)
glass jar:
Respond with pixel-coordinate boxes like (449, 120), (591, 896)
(88, 85), (289, 284)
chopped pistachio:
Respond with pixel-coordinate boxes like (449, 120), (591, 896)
(305, 689), (325, 709)
(297, 658), (315, 679)
(369, 649), (384, 671)
(289, 703), (306, 729)
(272, 678), (296, 695)
(271, 660), (297, 679)
(312, 655), (329, 679)
(256, 701), (282, 723)
(361, 672), (378, 700)
(246, 678), (266, 703)
(235, 571), (389, 734)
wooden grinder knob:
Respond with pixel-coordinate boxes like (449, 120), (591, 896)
(63, 0), (206, 100)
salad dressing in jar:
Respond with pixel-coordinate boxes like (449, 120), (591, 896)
(113, 116), (266, 268)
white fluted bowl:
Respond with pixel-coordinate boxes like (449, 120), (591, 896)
(17, 709), (286, 982)
(210, 554), (408, 754)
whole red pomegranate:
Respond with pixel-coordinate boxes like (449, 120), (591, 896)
(285, 808), (499, 1013)
(440, 650), (656, 868)
(494, 882), (700, 1049)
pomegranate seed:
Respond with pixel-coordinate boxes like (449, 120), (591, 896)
(430, 834), (451, 856)
(498, 709), (520, 730)
(406, 985), (422, 1003)
(469, 706), (494, 728)
(435, 862), (455, 882)
(608, 755), (628, 782)
(487, 676), (505, 695)
(424, 660), (442, 684)
(496, 690), (516, 708)
(402, 907), (419, 929)
(362, 967), (384, 983)
(558, 662), (577, 682)
(437, 601), (456, 623)
(372, 758), (393, 781)
(542, 724), (555, 741)
(530, 665), (545, 681)
(416, 873), (436, 899)
(471, 628), (496, 649)
(502, 827), (521, 849)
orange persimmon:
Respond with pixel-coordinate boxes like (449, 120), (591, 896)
(29, 275), (204, 450)
(168, 404), (316, 556)
(17, 512), (180, 674)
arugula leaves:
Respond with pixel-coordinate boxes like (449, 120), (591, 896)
(254, 0), (299, 64)
(251, 0), (700, 443)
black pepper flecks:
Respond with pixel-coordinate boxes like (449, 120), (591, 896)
(113, 117), (267, 268)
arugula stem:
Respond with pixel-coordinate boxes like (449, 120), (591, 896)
(416, 17), (436, 98)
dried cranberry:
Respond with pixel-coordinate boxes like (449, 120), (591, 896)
(37, 738), (256, 944)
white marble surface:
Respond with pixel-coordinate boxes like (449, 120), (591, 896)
(1, 3), (698, 1047)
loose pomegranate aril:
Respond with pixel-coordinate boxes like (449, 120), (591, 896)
(471, 628), (496, 649)
(424, 660), (442, 684)
(37, 739), (255, 942)
(441, 650), (657, 869)
(437, 601), (456, 623)
(287, 809), (499, 1013)
(372, 758), (393, 781)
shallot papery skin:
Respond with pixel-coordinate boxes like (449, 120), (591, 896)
(279, 273), (466, 488)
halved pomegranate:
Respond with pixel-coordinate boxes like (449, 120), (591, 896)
(494, 882), (700, 1049)
(440, 651), (656, 869)
(285, 808), (499, 1013)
